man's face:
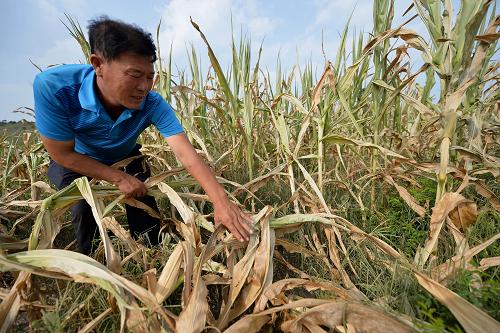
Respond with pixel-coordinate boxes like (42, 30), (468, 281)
(94, 52), (155, 111)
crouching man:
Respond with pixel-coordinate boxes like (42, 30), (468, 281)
(33, 16), (252, 255)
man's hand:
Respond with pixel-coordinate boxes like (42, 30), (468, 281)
(214, 200), (254, 242)
(41, 135), (147, 198)
(115, 173), (147, 198)
(166, 133), (256, 242)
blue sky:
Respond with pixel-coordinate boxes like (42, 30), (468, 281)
(0, 0), (455, 121)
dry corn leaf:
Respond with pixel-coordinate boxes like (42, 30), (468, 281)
(228, 207), (274, 323)
(0, 234), (28, 251)
(125, 297), (161, 333)
(255, 278), (365, 313)
(177, 228), (225, 333)
(322, 135), (409, 161)
(0, 271), (28, 333)
(31, 181), (55, 194)
(384, 175), (426, 217)
(176, 275), (208, 333)
(75, 177), (121, 273)
(474, 183), (500, 211)
(122, 197), (161, 220)
(157, 182), (195, 224)
(325, 227), (358, 291)
(1, 248), (175, 331)
(449, 201), (477, 231)
(217, 233), (259, 328)
(431, 233), (500, 282)
(478, 257), (500, 271)
(414, 271), (500, 333)
(281, 301), (414, 333)
(275, 238), (325, 258)
(415, 192), (469, 268)
(102, 217), (143, 264)
(224, 314), (271, 333)
(155, 242), (184, 303)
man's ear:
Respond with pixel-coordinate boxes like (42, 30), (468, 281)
(90, 54), (104, 77)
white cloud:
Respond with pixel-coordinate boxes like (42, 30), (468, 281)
(247, 16), (280, 38)
(312, 0), (373, 30)
(34, 0), (60, 21)
(155, 0), (369, 83)
(34, 0), (85, 19)
(157, 0), (281, 69)
(31, 0), (88, 67)
(35, 37), (86, 68)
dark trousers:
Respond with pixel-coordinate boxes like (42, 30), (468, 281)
(47, 147), (161, 255)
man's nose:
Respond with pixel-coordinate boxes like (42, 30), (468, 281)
(137, 78), (151, 92)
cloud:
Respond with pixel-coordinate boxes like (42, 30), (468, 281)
(313, 0), (373, 30)
(31, 0), (88, 67)
(34, 0), (85, 19)
(34, 0), (60, 20)
(155, 0), (370, 82)
(34, 37), (86, 68)
(157, 0), (281, 69)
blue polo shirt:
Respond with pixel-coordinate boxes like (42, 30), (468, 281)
(33, 64), (184, 163)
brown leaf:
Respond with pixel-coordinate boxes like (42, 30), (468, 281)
(228, 207), (274, 322)
(474, 183), (500, 211)
(384, 175), (426, 217)
(121, 198), (161, 220)
(0, 272), (28, 333)
(431, 233), (500, 283)
(216, 233), (259, 328)
(475, 32), (500, 43)
(224, 315), (270, 333)
(176, 277), (209, 333)
(102, 217), (144, 264)
(478, 257), (500, 271)
(254, 278), (365, 313)
(177, 227), (226, 333)
(449, 201), (477, 231)
(414, 271), (500, 333)
(155, 242), (184, 303)
(415, 192), (468, 267)
(280, 301), (415, 333)
(75, 178), (121, 273)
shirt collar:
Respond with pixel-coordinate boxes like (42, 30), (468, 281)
(78, 68), (102, 113)
(78, 68), (145, 114)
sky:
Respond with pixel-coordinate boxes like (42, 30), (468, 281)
(0, 0), (468, 121)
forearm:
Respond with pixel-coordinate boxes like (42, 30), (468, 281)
(179, 150), (228, 207)
(167, 134), (252, 241)
(54, 151), (126, 185)
(166, 134), (230, 206)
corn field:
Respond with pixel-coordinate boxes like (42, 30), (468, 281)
(1, 0), (499, 332)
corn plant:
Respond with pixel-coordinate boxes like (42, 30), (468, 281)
(1, 2), (499, 332)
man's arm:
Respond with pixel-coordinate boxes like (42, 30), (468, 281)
(41, 136), (147, 197)
(165, 133), (253, 242)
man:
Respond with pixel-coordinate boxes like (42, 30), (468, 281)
(33, 16), (253, 255)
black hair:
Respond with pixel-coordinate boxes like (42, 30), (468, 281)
(87, 16), (157, 62)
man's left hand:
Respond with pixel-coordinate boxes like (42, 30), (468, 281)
(214, 200), (254, 242)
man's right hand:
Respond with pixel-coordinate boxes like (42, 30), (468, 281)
(41, 136), (147, 198)
(114, 173), (147, 198)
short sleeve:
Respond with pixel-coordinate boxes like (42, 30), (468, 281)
(33, 75), (75, 141)
(151, 95), (184, 137)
